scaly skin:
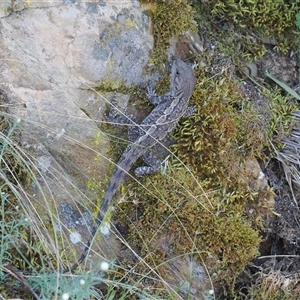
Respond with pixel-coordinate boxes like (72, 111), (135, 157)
(65, 58), (196, 272)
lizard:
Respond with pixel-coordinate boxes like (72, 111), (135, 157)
(65, 57), (196, 272)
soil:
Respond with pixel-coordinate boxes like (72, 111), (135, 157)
(236, 50), (300, 297)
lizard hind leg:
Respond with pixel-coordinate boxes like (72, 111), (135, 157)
(108, 113), (139, 142)
(134, 151), (161, 177)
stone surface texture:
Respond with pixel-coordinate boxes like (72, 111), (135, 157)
(0, 0), (152, 260)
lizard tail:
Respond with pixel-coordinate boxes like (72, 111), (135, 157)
(63, 146), (142, 273)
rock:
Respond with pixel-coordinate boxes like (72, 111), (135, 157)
(165, 255), (211, 300)
(0, 1), (152, 253)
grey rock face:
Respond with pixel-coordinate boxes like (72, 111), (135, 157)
(0, 1), (152, 245)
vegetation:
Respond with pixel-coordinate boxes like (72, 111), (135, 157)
(140, 0), (197, 66)
(115, 47), (298, 296)
(118, 165), (261, 293)
(191, 0), (299, 60)
(1, 0), (300, 298)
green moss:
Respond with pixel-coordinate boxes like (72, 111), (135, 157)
(172, 60), (268, 190)
(117, 165), (261, 289)
(191, 0), (299, 60)
(141, 0), (197, 66)
(86, 175), (111, 221)
(113, 56), (266, 288)
(96, 79), (128, 94)
(92, 6), (299, 292)
(171, 55), (298, 191)
(211, 0), (297, 37)
(113, 49), (299, 293)
(264, 87), (298, 144)
(96, 81), (147, 109)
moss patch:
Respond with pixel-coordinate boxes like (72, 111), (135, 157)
(191, 0), (299, 60)
(140, 0), (197, 66)
(117, 165), (261, 291)
(114, 47), (298, 294)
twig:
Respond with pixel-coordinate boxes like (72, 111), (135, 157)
(3, 264), (39, 300)
(258, 255), (300, 259)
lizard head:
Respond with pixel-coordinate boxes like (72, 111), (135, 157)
(170, 58), (196, 100)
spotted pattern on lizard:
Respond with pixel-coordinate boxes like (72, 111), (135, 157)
(65, 58), (196, 272)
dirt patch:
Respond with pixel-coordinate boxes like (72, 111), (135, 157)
(237, 48), (300, 298)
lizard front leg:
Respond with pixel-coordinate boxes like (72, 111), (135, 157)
(146, 86), (173, 106)
(107, 98), (139, 142)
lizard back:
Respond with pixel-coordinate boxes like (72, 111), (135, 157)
(65, 58), (196, 272)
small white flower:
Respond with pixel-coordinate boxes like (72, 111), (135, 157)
(16, 118), (21, 123)
(208, 289), (214, 295)
(100, 222), (110, 236)
(100, 261), (109, 271)
(80, 279), (85, 285)
(69, 232), (81, 244)
(62, 293), (70, 300)
(283, 278), (290, 287)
